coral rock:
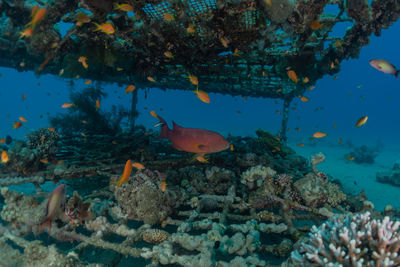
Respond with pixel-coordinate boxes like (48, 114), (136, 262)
(142, 229), (169, 243)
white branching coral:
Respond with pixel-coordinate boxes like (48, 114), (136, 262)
(285, 212), (400, 266)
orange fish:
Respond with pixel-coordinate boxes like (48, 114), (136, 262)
(84, 80), (92, 85)
(0, 138), (5, 144)
(78, 56), (88, 69)
(160, 180), (167, 192)
(93, 22), (115, 34)
(28, 8), (46, 29)
(330, 62), (335, 69)
(125, 84), (136, 93)
(310, 20), (323, 30)
(150, 110), (158, 119)
(296, 143), (304, 147)
(62, 103), (74, 108)
(13, 121), (22, 129)
(308, 85), (315, 91)
(82, 120), (87, 124)
(313, 132), (327, 138)
(334, 122), (337, 128)
(48, 127), (55, 132)
(332, 75), (338, 80)
(265, 0), (272, 7)
(164, 51), (174, 59)
(37, 57), (51, 72)
(76, 13), (91, 26)
(299, 96), (309, 102)
(81, 133), (86, 137)
(22, 94), (27, 101)
(19, 116), (27, 123)
(114, 3), (133, 12)
(40, 159), (49, 164)
(195, 155), (208, 163)
(19, 27), (33, 39)
(346, 156), (354, 161)
(111, 159), (133, 186)
(187, 24), (196, 34)
(1, 150), (8, 163)
(355, 116), (368, 128)
(187, 75), (198, 86)
(287, 70), (298, 83)
(147, 76), (156, 82)
(132, 162), (145, 170)
(164, 13), (174, 21)
(220, 37), (229, 48)
(116, 67), (123, 71)
(338, 138), (343, 144)
(194, 88), (210, 103)
(303, 77), (309, 83)
(230, 144), (234, 151)
(39, 184), (66, 233)
(96, 100), (100, 110)
(275, 110), (281, 114)
(157, 115), (229, 156)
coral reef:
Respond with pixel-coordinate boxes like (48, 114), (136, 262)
(285, 212), (400, 266)
(241, 165), (276, 190)
(346, 145), (378, 164)
(376, 162), (400, 186)
(294, 172), (346, 208)
(112, 169), (173, 225)
(26, 127), (60, 162)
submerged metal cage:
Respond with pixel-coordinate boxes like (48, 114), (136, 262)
(0, 0), (399, 100)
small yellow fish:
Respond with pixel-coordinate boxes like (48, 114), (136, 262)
(19, 27), (33, 39)
(96, 100), (100, 111)
(132, 162), (145, 170)
(76, 13), (91, 26)
(355, 116), (368, 128)
(19, 116), (27, 123)
(194, 88), (210, 103)
(303, 77), (309, 83)
(147, 76), (156, 82)
(93, 22), (115, 34)
(338, 138), (343, 144)
(299, 96), (309, 102)
(220, 37), (229, 48)
(111, 159), (132, 186)
(187, 75), (198, 86)
(187, 24), (196, 34)
(150, 110), (158, 119)
(164, 13), (174, 22)
(287, 70), (298, 83)
(114, 3), (133, 12)
(265, 0), (272, 7)
(62, 103), (74, 108)
(230, 144), (234, 151)
(310, 20), (323, 30)
(1, 150), (8, 163)
(164, 51), (174, 59)
(313, 132), (327, 138)
(27, 8), (46, 29)
(78, 56), (88, 69)
(125, 84), (136, 93)
(13, 121), (22, 129)
(160, 180), (167, 192)
(195, 155), (208, 163)
(84, 80), (92, 85)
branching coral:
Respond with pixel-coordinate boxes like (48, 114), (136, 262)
(285, 212), (400, 266)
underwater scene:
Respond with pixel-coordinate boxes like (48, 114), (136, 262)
(1, 0), (400, 266)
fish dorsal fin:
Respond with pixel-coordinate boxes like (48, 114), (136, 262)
(172, 121), (183, 131)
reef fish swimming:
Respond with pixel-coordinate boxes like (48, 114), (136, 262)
(369, 59), (399, 78)
(157, 115), (230, 156)
(40, 184), (66, 233)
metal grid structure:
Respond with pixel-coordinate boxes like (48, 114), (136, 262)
(0, 0), (399, 100)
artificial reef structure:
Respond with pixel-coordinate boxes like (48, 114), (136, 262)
(1, 0), (400, 140)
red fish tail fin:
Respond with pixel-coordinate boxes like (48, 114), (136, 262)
(396, 70), (399, 78)
(39, 218), (52, 233)
(157, 115), (170, 139)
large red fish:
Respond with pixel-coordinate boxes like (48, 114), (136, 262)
(157, 116), (229, 156)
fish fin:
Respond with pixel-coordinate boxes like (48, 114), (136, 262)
(39, 218), (51, 233)
(157, 115), (170, 139)
(396, 70), (399, 78)
(172, 121), (183, 131)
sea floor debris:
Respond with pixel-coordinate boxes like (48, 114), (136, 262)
(0, 129), (398, 266)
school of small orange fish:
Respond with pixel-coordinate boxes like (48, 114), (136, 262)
(1, 3), (399, 192)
